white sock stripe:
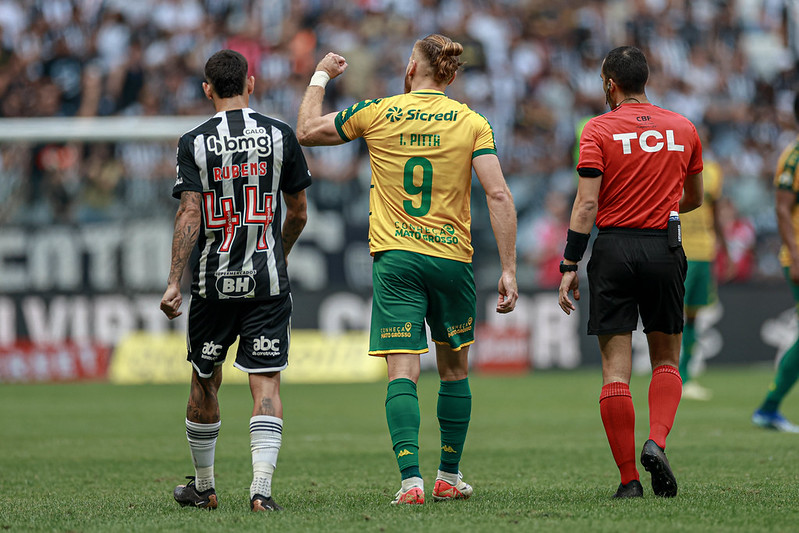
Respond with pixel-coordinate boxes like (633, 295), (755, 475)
(186, 420), (219, 471)
(249, 416), (283, 433)
(249, 415), (282, 424)
(185, 419), (221, 428)
(186, 428), (220, 440)
(250, 415), (282, 473)
(185, 420), (221, 440)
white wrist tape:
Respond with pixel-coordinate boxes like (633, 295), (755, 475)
(309, 71), (330, 88)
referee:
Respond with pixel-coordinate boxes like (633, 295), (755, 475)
(558, 46), (703, 499)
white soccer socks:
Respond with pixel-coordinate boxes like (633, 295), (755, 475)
(249, 415), (283, 499)
(185, 419), (220, 492)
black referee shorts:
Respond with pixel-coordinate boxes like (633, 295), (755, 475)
(586, 228), (686, 336)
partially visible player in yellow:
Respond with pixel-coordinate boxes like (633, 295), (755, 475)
(679, 157), (726, 400)
(751, 93), (799, 432)
(296, 34), (518, 504)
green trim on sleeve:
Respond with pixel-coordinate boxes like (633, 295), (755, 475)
(472, 148), (497, 158)
(334, 112), (351, 142)
(473, 109), (498, 152)
(777, 145), (799, 190)
(333, 98), (384, 142)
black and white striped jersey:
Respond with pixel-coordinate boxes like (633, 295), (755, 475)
(172, 107), (311, 301)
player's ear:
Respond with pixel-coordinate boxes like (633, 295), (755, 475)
(202, 81), (213, 100)
(246, 75), (255, 95)
(447, 70), (457, 86)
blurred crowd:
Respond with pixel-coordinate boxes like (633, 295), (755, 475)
(0, 0), (797, 287)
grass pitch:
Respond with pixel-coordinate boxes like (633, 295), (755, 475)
(2, 366), (799, 532)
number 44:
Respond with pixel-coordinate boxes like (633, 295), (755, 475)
(202, 185), (274, 252)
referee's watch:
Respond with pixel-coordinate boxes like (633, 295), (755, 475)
(559, 261), (578, 273)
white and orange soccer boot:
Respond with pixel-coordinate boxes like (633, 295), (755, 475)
(432, 470), (473, 501)
(390, 476), (425, 505)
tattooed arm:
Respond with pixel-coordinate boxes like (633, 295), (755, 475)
(281, 189), (308, 260)
(160, 191), (202, 319)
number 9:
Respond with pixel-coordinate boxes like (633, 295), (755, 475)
(402, 157), (433, 217)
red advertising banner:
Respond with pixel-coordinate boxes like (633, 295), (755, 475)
(0, 342), (111, 383)
(472, 324), (531, 374)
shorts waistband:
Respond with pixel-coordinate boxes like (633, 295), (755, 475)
(598, 227), (668, 236)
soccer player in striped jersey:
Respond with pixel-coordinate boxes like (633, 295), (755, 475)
(296, 34), (518, 504)
(751, 93), (799, 433)
(679, 158), (726, 400)
(160, 49), (311, 511)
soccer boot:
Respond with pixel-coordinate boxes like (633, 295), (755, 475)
(751, 409), (799, 433)
(174, 476), (218, 509)
(390, 477), (425, 505)
(612, 479), (643, 498)
(682, 381), (712, 401)
(640, 440), (677, 498)
(432, 471), (473, 501)
(250, 494), (282, 511)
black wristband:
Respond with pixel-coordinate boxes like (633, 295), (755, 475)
(564, 229), (590, 262)
(559, 261), (578, 273)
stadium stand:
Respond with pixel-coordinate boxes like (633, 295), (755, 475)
(0, 0), (797, 286)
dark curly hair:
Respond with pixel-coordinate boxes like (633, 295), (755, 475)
(204, 49), (248, 99)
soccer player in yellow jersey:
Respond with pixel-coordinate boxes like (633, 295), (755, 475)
(296, 34), (518, 504)
(751, 94), (799, 432)
(679, 159), (726, 400)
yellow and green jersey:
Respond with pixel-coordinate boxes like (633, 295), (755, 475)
(335, 90), (496, 263)
(775, 136), (799, 267)
(681, 160), (723, 261)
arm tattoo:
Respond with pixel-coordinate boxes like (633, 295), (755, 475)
(282, 219), (304, 257)
(167, 191), (202, 285)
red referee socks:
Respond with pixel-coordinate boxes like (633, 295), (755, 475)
(648, 364), (682, 450)
(599, 381), (638, 485)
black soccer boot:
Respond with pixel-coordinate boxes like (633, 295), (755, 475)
(251, 494), (282, 511)
(174, 476), (218, 509)
(640, 439), (677, 497)
(612, 479), (644, 498)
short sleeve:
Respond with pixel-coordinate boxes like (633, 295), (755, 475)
(686, 124), (703, 175)
(775, 148), (799, 192)
(280, 128), (312, 194)
(576, 119), (604, 174)
(172, 134), (203, 199)
(334, 98), (382, 142)
(472, 113), (497, 158)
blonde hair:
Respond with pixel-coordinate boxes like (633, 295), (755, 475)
(414, 34), (464, 84)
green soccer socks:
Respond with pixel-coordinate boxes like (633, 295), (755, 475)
(437, 378), (471, 475)
(386, 378), (421, 479)
(679, 319), (697, 382)
(761, 338), (799, 413)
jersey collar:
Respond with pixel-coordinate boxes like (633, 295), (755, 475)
(411, 90), (446, 96)
(213, 107), (253, 117)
